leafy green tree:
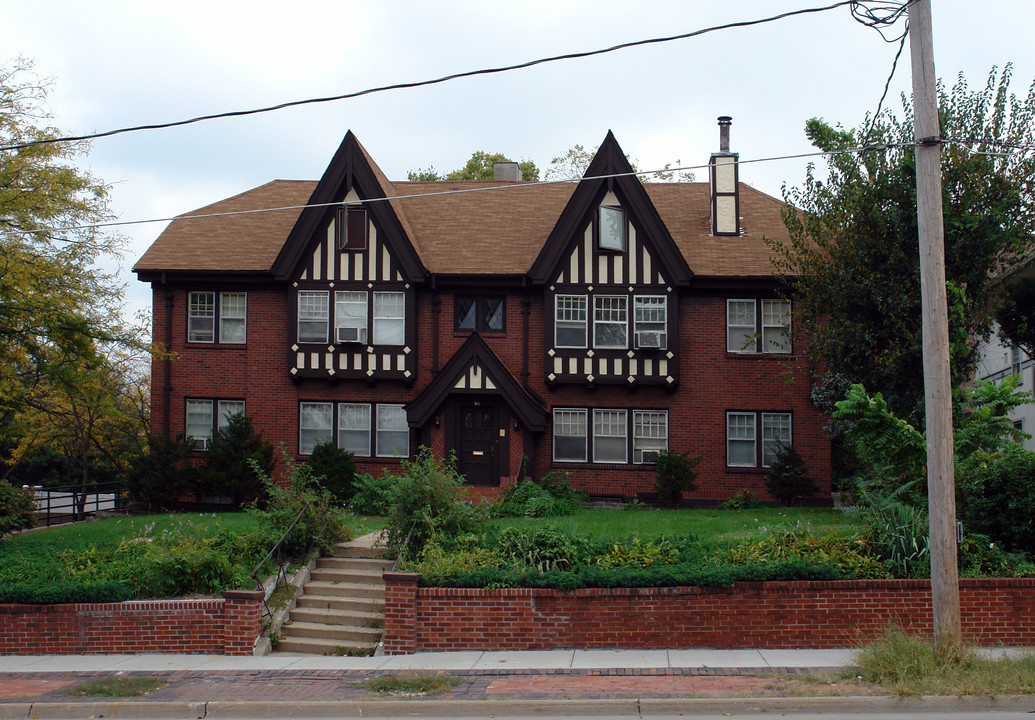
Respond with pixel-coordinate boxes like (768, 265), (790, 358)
(995, 274), (1035, 360)
(408, 150), (539, 181)
(128, 432), (199, 512)
(199, 413), (274, 508)
(773, 66), (1035, 420)
(0, 479), (36, 536)
(0, 59), (138, 416)
(765, 444), (818, 506)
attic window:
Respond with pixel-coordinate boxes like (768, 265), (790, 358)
(597, 206), (626, 252)
(338, 207), (367, 251)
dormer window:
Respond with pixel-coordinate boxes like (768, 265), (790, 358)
(337, 207), (367, 251)
(597, 206), (626, 251)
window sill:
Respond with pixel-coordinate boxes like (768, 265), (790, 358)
(725, 352), (795, 360)
(550, 462), (657, 470)
(185, 342), (247, 349)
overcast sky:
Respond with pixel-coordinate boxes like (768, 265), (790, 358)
(4, 1), (1035, 324)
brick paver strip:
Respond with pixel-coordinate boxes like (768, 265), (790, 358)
(0, 667), (854, 704)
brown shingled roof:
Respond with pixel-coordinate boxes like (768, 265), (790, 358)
(134, 177), (793, 279)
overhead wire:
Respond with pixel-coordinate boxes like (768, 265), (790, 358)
(0, 1), (860, 153)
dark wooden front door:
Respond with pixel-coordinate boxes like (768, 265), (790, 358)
(457, 402), (497, 485)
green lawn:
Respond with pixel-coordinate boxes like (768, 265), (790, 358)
(488, 507), (864, 545)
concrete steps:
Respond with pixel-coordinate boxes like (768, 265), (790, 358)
(273, 534), (389, 656)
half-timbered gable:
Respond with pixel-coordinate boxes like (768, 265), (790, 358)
(271, 131), (426, 382)
(530, 131), (692, 389)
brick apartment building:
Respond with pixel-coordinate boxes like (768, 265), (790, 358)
(133, 120), (831, 503)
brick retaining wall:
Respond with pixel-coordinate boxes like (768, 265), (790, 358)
(382, 574), (1035, 654)
(0, 589), (264, 655)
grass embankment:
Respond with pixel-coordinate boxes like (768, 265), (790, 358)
(489, 507), (859, 546)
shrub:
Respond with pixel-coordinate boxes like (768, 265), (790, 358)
(497, 526), (589, 572)
(349, 473), (393, 515)
(305, 442), (357, 505)
(957, 532), (1035, 578)
(381, 447), (484, 554)
(127, 432), (199, 511)
(492, 472), (584, 518)
(765, 444), (818, 505)
(722, 526), (888, 579)
(0, 479), (37, 537)
(0, 581), (131, 604)
(199, 413), (275, 508)
(720, 490), (763, 510)
(957, 444), (1035, 554)
(854, 485), (931, 578)
(589, 537), (679, 569)
(653, 450), (701, 507)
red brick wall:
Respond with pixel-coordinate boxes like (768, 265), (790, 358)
(150, 283), (831, 501)
(382, 575), (1035, 653)
(0, 590), (263, 655)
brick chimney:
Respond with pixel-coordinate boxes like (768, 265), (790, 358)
(493, 162), (521, 181)
(709, 116), (740, 236)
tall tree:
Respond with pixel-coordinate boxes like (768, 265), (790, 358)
(0, 58), (136, 419)
(995, 273), (1035, 360)
(772, 66), (1035, 420)
(408, 150), (539, 181)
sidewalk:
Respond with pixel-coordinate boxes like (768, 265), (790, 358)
(1, 648), (1032, 718)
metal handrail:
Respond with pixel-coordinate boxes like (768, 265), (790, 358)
(251, 499), (311, 613)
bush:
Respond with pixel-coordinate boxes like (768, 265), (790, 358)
(350, 473), (393, 515)
(128, 432), (199, 511)
(305, 442), (357, 505)
(722, 526), (888, 579)
(199, 413), (275, 508)
(492, 472), (585, 518)
(958, 444), (1035, 555)
(497, 526), (589, 571)
(765, 444), (819, 505)
(0, 479), (37, 537)
(653, 450), (701, 507)
(381, 447), (484, 554)
(0, 581), (131, 604)
(720, 490), (763, 510)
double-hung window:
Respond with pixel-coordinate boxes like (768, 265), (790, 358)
(376, 404), (409, 457)
(334, 291), (368, 344)
(373, 292), (405, 345)
(553, 409), (588, 462)
(726, 411), (792, 468)
(727, 299), (791, 354)
(299, 402), (333, 455)
(593, 409), (627, 463)
(594, 296), (628, 348)
(633, 296), (667, 349)
(188, 291), (247, 344)
(298, 291), (330, 344)
(555, 295), (588, 348)
(633, 410), (668, 463)
(187, 399), (245, 450)
(338, 403), (371, 456)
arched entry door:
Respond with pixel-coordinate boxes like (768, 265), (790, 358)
(456, 399), (498, 485)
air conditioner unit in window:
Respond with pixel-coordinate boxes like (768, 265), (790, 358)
(635, 331), (665, 349)
(634, 448), (659, 464)
(336, 326), (366, 344)
(192, 437), (209, 451)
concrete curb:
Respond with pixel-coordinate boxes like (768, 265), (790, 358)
(7, 695), (1035, 718)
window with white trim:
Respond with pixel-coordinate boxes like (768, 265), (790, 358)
(188, 292), (215, 343)
(376, 404), (409, 457)
(299, 402), (333, 455)
(338, 403), (371, 456)
(593, 409), (627, 463)
(373, 292), (405, 345)
(633, 410), (668, 463)
(594, 296), (628, 348)
(553, 408), (588, 462)
(186, 399), (245, 450)
(727, 298), (791, 354)
(762, 412), (792, 467)
(186, 399), (214, 450)
(555, 295), (588, 348)
(597, 205), (627, 251)
(298, 291), (329, 344)
(334, 291), (368, 344)
(727, 411), (792, 468)
(634, 296), (667, 349)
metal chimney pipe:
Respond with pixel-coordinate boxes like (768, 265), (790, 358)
(718, 116), (732, 153)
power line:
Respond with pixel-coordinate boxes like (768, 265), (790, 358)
(0, 1), (859, 153)
(0, 141), (920, 238)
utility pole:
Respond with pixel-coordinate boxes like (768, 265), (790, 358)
(908, 0), (961, 649)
